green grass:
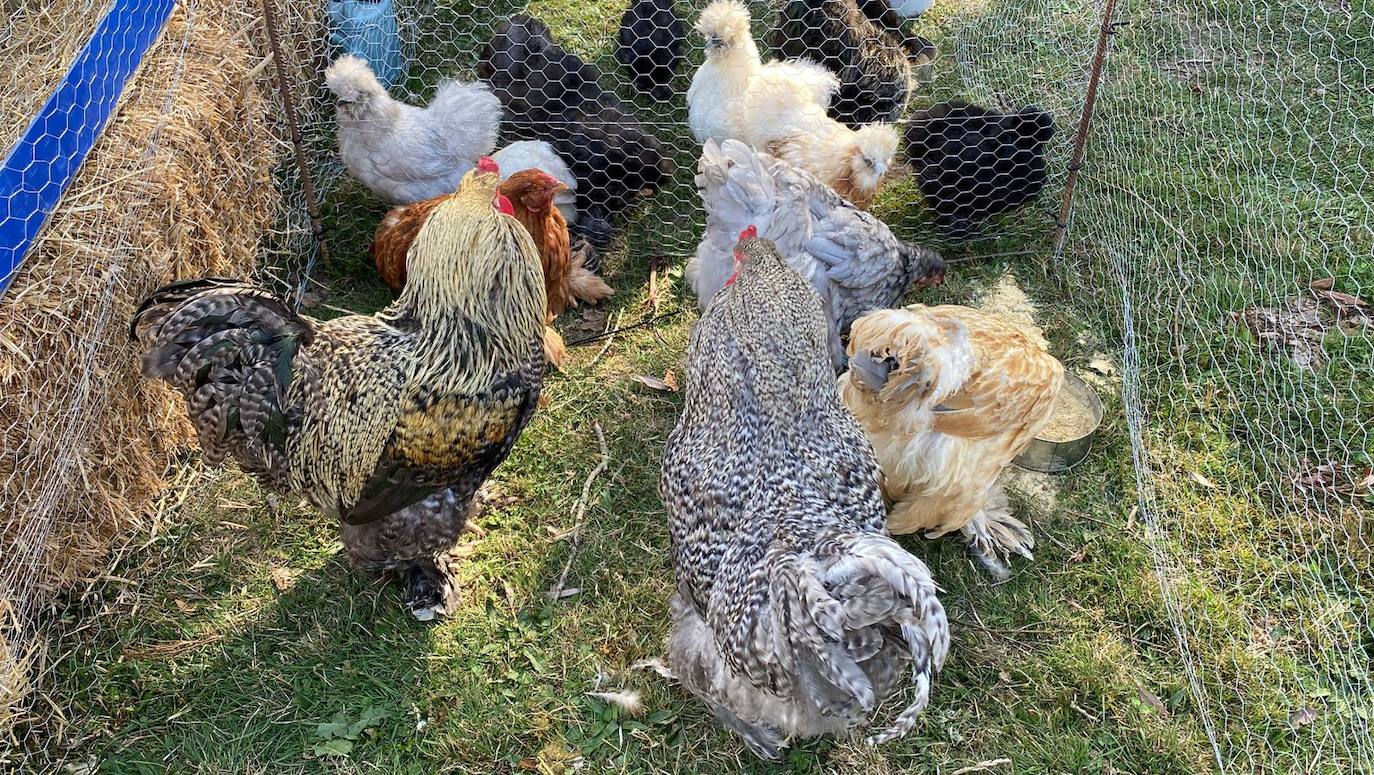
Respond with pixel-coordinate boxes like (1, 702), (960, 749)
(12, 0), (1374, 772)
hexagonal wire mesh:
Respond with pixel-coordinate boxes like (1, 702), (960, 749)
(263, 0), (1089, 305)
(0, 0), (1368, 769)
(241, 0), (1374, 769)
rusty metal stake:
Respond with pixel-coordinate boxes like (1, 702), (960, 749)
(1052, 0), (1121, 260)
(261, 0), (330, 268)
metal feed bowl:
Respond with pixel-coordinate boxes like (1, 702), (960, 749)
(1013, 371), (1103, 473)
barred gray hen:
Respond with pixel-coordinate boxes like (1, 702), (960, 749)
(131, 160), (546, 620)
(689, 139), (945, 369)
(661, 232), (949, 760)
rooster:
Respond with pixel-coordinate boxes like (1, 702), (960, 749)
(371, 170), (612, 369)
(132, 159), (547, 619)
(689, 139), (944, 368)
(661, 231), (949, 761)
(324, 55), (501, 205)
(840, 304), (1064, 579)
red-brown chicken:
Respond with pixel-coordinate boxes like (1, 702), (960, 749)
(372, 170), (611, 368)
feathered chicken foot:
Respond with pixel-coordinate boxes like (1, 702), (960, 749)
(704, 697), (786, 762)
(958, 485), (1034, 581)
(406, 557), (460, 621)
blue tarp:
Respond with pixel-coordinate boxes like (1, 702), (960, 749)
(0, 0), (177, 297)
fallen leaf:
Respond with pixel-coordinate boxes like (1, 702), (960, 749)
(312, 738), (353, 757)
(270, 566), (299, 593)
(1086, 356), (1116, 376)
(662, 369), (679, 391)
(1137, 687), (1170, 718)
(518, 759), (539, 772)
(631, 374), (674, 392)
(1290, 707), (1319, 728)
(1309, 277), (1335, 291)
(1190, 472), (1218, 489)
(1235, 296), (1330, 370)
(572, 307), (609, 336)
(1313, 287), (1368, 313)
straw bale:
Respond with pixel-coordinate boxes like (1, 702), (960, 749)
(0, 0), (295, 729)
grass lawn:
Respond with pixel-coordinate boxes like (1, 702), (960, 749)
(13, 0), (1371, 773)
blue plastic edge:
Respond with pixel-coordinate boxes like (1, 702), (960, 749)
(0, 0), (178, 297)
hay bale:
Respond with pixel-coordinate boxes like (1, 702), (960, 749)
(0, 0), (292, 728)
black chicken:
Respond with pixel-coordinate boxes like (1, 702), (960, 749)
(770, 0), (924, 127)
(905, 100), (1057, 238)
(478, 14), (675, 246)
(615, 0), (686, 102)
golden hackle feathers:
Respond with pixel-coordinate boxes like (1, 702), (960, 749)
(395, 167), (546, 383)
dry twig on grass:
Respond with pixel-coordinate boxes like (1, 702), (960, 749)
(547, 422), (609, 602)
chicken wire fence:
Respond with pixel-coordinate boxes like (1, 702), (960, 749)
(0, 0), (1369, 770)
(1077, 0), (1374, 771)
(260, 0), (1087, 301)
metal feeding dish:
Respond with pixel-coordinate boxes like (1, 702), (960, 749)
(1014, 371), (1104, 473)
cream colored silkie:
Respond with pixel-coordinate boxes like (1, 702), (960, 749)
(840, 304), (1065, 579)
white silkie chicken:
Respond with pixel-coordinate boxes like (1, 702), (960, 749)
(325, 54), (501, 204)
(686, 0), (840, 144)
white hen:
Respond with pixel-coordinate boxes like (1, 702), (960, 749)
(325, 55), (501, 204)
(688, 139), (945, 368)
(687, 0), (839, 144)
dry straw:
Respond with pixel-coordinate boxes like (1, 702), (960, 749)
(0, 0), (308, 730)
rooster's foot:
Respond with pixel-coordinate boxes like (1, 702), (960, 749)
(406, 561), (459, 622)
(960, 487), (1034, 581)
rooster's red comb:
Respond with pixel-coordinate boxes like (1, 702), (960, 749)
(739, 225), (758, 241)
(477, 157), (500, 174)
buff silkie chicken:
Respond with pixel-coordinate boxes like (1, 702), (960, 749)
(839, 304), (1064, 579)
(325, 55), (501, 204)
(689, 139), (944, 369)
(687, 0), (842, 144)
(132, 158), (547, 620)
(661, 231), (949, 761)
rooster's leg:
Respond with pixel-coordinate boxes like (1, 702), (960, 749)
(406, 558), (460, 622)
(959, 485), (1034, 581)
